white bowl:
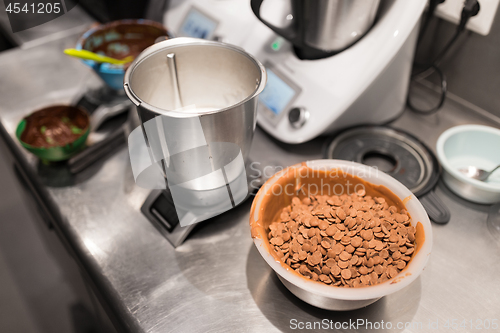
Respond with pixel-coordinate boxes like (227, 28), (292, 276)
(436, 125), (500, 204)
(249, 160), (433, 311)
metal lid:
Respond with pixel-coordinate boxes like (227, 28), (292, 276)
(324, 126), (440, 197)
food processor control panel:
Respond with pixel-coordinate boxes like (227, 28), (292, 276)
(177, 7), (218, 40)
(257, 62), (302, 127)
(164, 0), (257, 46)
(242, 25), (336, 143)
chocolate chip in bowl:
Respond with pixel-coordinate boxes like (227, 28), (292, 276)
(249, 160), (432, 311)
(269, 191), (417, 288)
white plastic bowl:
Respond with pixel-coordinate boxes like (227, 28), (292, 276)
(249, 160), (433, 311)
(436, 125), (500, 204)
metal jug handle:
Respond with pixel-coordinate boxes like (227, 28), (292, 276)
(250, 0), (300, 46)
(155, 36), (169, 44)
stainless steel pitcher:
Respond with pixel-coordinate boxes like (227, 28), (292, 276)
(251, 0), (381, 58)
(123, 37), (267, 226)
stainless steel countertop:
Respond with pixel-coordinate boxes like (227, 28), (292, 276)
(1, 31), (500, 333)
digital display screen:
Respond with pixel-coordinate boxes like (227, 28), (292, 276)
(259, 69), (296, 115)
(179, 8), (217, 39)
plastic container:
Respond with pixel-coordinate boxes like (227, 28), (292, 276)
(437, 124), (500, 204)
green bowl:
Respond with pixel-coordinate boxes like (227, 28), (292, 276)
(16, 105), (90, 162)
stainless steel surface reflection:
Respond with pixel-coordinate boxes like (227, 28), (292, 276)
(0, 31), (500, 333)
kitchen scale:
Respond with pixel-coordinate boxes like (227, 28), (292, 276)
(164, 0), (426, 144)
(141, 162), (265, 247)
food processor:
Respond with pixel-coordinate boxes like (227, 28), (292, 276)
(164, 0), (426, 143)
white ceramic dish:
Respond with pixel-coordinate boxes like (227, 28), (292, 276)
(436, 125), (500, 204)
(249, 160), (433, 311)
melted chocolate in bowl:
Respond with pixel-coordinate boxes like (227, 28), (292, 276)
(20, 106), (89, 148)
(80, 20), (168, 62)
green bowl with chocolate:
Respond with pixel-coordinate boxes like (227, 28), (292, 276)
(16, 105), (90, 162)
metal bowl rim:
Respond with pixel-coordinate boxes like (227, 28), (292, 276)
(250, 159), (433, 301)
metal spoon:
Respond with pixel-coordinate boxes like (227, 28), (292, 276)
(459, 165), (500, 181)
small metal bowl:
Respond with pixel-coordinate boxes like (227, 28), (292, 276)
(16, 105), (90, 162)
(437, 125), (500, 204)
(249, 160), (432, 311)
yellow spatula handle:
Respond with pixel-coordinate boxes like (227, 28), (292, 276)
(64, 48), (133, 65)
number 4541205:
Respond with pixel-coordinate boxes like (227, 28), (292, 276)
(443, 319), (498, 330)
(6, 3), (61, 14)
